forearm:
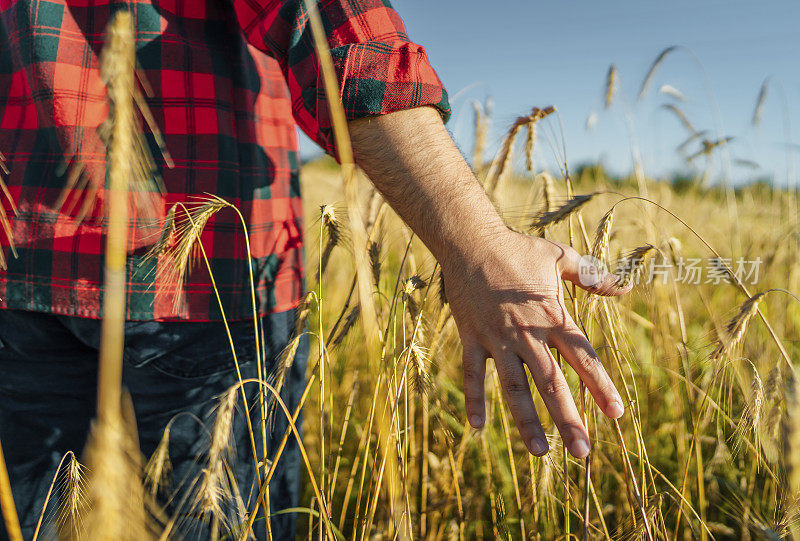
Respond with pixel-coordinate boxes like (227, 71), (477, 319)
(349, 106), (506, 268)
(349, 106), (627, 460)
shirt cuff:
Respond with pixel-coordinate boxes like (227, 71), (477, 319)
(317, 40), (450, 156)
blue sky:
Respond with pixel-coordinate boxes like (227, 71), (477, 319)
(300, 0), (800, 186)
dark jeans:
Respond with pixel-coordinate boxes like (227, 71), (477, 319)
(0, 308), (308, 540)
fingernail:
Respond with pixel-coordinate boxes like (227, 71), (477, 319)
(469, 415), (483, 428)
(608, 399), (625, 419)
(572, 439), (591, 458)
(529, 438), (548, 456)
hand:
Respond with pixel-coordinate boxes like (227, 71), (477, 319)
(442, 229), (629, 459)
(348, 107), (627, 458)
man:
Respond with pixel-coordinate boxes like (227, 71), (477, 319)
(0, 0), (627, 538)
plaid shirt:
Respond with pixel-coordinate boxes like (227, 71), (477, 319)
(0, 0), (450, 321)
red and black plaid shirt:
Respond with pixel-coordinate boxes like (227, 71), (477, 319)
(0, 0), (450, 320)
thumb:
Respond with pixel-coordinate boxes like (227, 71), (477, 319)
(551, 240), (631, 296)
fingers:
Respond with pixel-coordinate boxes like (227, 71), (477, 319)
(550, 240), (631, 296)
(549, 319), (625, 419)
(492, 350), (549, 456)
(463, 344), (488, 429)
(519, 338), (591, 459)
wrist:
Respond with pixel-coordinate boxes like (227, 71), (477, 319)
(436, 220), (515, 278)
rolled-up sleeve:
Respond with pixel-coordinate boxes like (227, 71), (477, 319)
(232, 0), (451, 155)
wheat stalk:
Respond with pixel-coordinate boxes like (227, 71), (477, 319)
(144, 424), (173, 499)
(472, 100), (488, 174)
(319, 204), (340, 276)
(591, 207), (615, 262)
(676, 130), (707, 153)
(197, 386), (238, 526)
(687, 136), (735, 163)
(539, 171), (556, 215)
(85, 16), (154, 540)
(495, 495), (511, 541)
(0, 437), (22, 541)
(752, 78), (769, 126)
(437, 268), (448, 306)
(55, 13), (167, 226)
(267, 292), (313, 413)
(407, 342), (434, 398)
(659, 84), (687, 101)
(485, 106), (554, 193)
(302, 0), (378, 362)
(525, 123), (535, 173)
(605, 64), (618, 108)
(733, 360), (765, 466)
(331, 306), (360, 347)
(486, 117), (525, 193)
(524, 107), (554, 173)
(614, 244), (656, 287)
(95, 7), (136, 420)
(531, 192), (597, 233)
(638, 46), (677, 99)
(368, 240), (382, 289)
(615, 494), (663, 540)
(268, 334), (303, 407)
(0, 152), (18, 270)
(785, 374), (800, 540)
(662, 104), (696, 134)
(583, 207), (616, 319)
(711, 293), (765, 360)
(84, 398), (152, 541)
(143, 197), (227, 312)
(56, 453), (89, 540)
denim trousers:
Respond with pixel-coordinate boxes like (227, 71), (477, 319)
(0, 308), (308, 540)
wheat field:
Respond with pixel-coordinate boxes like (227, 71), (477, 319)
(294, 134), (800, 540)
(286, 37), (800, 539)
(2, 8), (799, 541)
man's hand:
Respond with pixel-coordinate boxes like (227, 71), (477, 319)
(441, 230), (627, 458)
(349, 106), (628, 459)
